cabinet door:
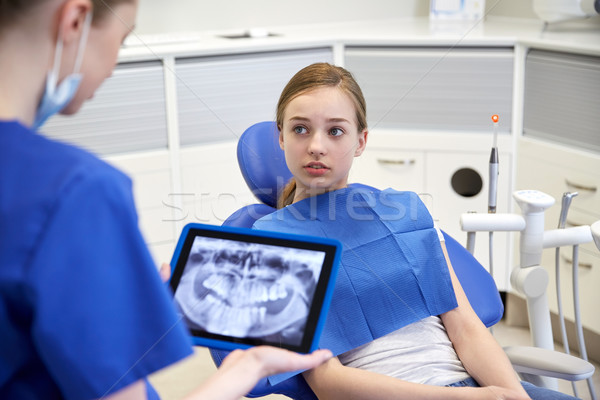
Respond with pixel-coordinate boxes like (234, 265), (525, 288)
(105, 152), (175, 266)
(345, 47), (514, 133)
(426, 150), (513, 290)
(41, 61), (168, 156)
(175, 48), (333, 146)
(179, 142), (255, 227)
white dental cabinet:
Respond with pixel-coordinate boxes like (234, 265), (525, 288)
(41, 17), (600, 337)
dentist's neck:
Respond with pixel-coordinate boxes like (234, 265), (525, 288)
(0, 26), (51, 125)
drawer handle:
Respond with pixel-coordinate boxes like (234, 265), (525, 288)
(377, 159), (416, 166)
(566, 219), (583, 227)
(560, 253), (593, 269)
(565, 178), (597, 192)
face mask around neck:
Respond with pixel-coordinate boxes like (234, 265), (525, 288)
(32, 12), (92, 130)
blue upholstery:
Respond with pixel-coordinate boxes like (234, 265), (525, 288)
(209, 122), (504, 399)
(222, 203), (276, 228)
(237, 121), (292, 208)
(443, 231), (504, 327)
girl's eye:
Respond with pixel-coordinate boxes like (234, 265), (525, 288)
(330, 128), (344, 137)
(294, 126), (308, 134)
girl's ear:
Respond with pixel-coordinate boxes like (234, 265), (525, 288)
(278, 126), (285, 150)
(58, 0), (92, 44)
(354, 129), (368, 157)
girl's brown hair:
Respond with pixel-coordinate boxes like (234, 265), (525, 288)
(0, 0), (132, 29)
(276, 63), (367, 209)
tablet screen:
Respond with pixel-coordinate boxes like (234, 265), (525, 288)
(169, 223), (341, 353)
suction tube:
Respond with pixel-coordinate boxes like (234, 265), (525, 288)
(555, 192), (578, 397)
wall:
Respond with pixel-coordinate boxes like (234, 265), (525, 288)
(135, 0), (546, 35)
(135, 0), (429, 35)
(486, 0), (538, 19)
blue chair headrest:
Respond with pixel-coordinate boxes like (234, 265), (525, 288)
(237, 121), (293, 208)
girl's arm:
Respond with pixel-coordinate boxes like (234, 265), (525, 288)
(303, 356), (526, 400)
(439, 242), (531, 398)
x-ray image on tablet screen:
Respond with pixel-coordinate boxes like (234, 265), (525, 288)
(169, 223), (341, 353)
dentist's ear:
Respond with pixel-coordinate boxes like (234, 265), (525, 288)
(354, 129), (368, 157)
(58, 0), (92, 44)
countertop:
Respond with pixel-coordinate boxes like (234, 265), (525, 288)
(119, 16), (600, 62)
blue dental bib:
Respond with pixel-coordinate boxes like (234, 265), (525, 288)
(254, 187), (458, 385)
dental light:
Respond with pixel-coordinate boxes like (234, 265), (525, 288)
(533, 0), (600, 23)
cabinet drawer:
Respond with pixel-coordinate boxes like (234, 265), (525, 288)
(563, 208), (600, 257)
(349, 149), (425, 193)
(517, 139), (600, 220)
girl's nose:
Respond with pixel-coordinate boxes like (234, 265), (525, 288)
(308, 132), (327, 156)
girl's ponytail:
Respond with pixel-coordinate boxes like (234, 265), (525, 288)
(277, 178), (296, 209)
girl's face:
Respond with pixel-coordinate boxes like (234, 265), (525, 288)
(61, 1), (138, 115)
(280, 86), (368, 203)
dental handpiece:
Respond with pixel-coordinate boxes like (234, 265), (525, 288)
(557, 192), (578, 229)
(488, 115), (499, 214)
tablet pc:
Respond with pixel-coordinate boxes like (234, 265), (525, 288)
(169, 223), (341, 353)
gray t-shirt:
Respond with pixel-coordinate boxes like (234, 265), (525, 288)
(338, 226), (470, 386)
(338, 315), (471, 386)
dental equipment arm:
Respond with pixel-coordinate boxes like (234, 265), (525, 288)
(502, 346), (594, 381)
(460, 213), (525, 254)
(502, 206), (596, 389)
(510, 190), (557, 391)
(543, 225), (593, 248)
(463, 190), (597, 391)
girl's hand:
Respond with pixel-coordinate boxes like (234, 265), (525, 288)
(477, 386), (532, 400)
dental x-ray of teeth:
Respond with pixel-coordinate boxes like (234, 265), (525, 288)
(174, 236), (326, 347)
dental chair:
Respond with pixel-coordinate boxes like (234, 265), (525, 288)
(209, 121), (594, 399)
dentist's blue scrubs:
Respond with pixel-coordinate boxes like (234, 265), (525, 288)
(0, 121), (193, 399)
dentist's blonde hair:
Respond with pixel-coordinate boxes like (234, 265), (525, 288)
(275, 63), (367, 208)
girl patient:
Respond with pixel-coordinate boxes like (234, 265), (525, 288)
(253, 62), (578, 400)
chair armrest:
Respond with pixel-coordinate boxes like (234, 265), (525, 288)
(504, 345), (595, 381)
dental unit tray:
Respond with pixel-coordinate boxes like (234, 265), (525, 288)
(169, 223), (341, 353)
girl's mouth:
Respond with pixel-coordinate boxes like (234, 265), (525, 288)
(304, 163), (329, 176)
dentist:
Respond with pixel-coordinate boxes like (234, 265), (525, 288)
(0, 1), (331, 399)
